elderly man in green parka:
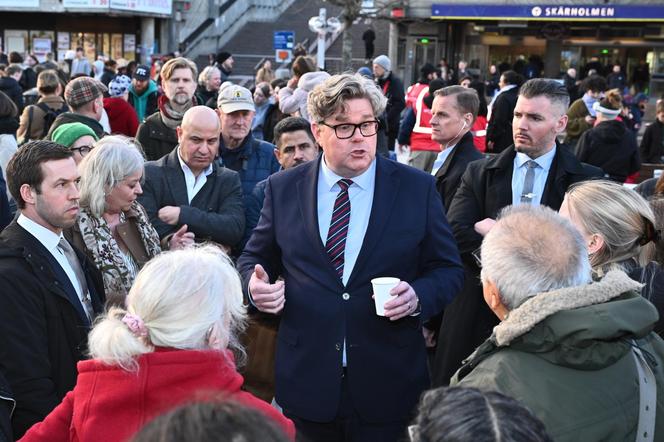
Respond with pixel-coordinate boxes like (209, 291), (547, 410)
(452, 204), (664, 442)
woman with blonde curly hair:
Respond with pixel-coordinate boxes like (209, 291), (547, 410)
(65, 135), (194, 305)
(20, 245), (295, 442)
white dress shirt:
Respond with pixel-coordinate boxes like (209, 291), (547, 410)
(317, 156), (376, 286)
(17, 214), (89, 313)
(511, 145), (557, 206)
(430, 143), (457, 176)
(177, 148), (213, 203)
(318, 156), (376, 366)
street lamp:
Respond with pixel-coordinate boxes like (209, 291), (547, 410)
(308, 8), (341, 70)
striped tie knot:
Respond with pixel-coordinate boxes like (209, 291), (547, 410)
(325, 178), (354, 278)
(338, 178), (353, 191)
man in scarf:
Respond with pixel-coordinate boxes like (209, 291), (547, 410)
(136, 58), (198, 161)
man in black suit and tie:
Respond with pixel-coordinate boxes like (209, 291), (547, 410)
(0, 141), (105, 438)
(139, 106), (245, 251)
(430, 85), (484, 212)
(238, 73), (464, 441)
(486, 70), (523, 153)
(432, 79), (603, 387)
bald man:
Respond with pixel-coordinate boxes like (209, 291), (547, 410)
(139, 105), (245, 249)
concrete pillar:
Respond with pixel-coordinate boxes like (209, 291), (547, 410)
(161, 18), (171, 55)
(140, 17), (155, 65)
(545, 39), (562, 78)
(388, 21), (398, 66)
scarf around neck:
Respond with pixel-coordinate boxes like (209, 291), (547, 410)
(77, 202), (162, 302)
(158, 94), (196, 129)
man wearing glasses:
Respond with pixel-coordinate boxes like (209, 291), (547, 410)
(50, 122), (98, 165)
(238, 73), (463, 442)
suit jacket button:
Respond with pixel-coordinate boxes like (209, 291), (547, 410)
(335, 343), (341, 351)
(342, 292), (350, 301)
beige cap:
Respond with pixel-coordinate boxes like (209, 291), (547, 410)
(217, 84), (255, 113)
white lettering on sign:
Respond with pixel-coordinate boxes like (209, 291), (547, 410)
(542, 6), (615, 18)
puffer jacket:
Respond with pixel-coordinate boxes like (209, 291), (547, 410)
(453, 271), (664, 442)
(576, 119), (640, 182)
(278, 71), (330, 121)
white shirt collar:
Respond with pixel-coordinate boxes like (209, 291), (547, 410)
(515, 145), (557, 172)
(320, 155), (377, 191)
(17, 213), (63, 252)
(177, 146), (213, 178)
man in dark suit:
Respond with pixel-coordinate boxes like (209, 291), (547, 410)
(139, 106), (245, 250)
(430, 85), (484, 212)
(238, 73), (464, 442)
(0, 141), (105, 438)
(486, 70), (522, 153)
(432, 79), (604, 387)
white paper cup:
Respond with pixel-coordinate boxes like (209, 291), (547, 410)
(371, 277), (400, 316)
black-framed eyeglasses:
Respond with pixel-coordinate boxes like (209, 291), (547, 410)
(319, 120), (380, 139)
(70, 145), (94, 157)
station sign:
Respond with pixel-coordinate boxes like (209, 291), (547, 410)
(431, 4), (664, 22)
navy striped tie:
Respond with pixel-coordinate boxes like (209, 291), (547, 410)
(326, 179), (353, 278)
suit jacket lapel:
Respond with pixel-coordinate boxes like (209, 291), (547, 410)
(16, 226), (91, 324)
(296, 157), (344, 286)
(164, 149), (190, 207)
(347, 156), (399, 288)
(486, 148), (515, 217)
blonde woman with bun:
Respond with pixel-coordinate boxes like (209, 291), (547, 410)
(559, 179), (664, 336)
(20, 245), (295, 442)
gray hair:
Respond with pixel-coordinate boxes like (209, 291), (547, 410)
(307, 73), (387, 123)
(519, 78), (570, 113)
(481, 205), (591, 310)
(88, 244), (247, 371)
(78, 135), (145, 217)
(198, 65), (221, 87)
(564, 180), (657, 274)
(412, 386), (552, 442)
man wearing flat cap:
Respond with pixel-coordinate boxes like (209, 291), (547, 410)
(216, 85), (280, 219)
(46, 76), (107, 139)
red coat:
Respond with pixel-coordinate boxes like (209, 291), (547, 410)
(103, 97), (140, 138)
(19, 348), (295, 442)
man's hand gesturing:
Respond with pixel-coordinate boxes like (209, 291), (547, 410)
(248, 264), (285, 314)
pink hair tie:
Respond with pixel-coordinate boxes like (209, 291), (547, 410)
(122, 313), (148, 338)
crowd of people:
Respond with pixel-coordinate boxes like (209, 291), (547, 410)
(0, 45), (663, 442)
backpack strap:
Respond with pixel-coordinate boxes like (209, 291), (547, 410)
(632, 341), (657, 442)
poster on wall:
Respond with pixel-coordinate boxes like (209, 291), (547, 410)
(62, 0), (108, 9)
(110, 0), (171, 15)
(57, 32), (70, 62)
(123, 34), (136, 61)
(33, 38), (52, 62)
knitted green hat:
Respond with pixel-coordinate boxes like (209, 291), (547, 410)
(51, 122), (98, 148)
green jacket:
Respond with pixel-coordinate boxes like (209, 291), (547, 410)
(452, 271), (664, 442)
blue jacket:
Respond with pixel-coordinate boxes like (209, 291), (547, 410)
(237, 155), (464, 423)
(219, 135), (280, 201)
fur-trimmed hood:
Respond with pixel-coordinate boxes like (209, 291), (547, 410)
(495, 270), (643, 346)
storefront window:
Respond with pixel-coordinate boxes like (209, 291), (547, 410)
(4, 30), (28, 55)
(111, 33), (123, 61)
